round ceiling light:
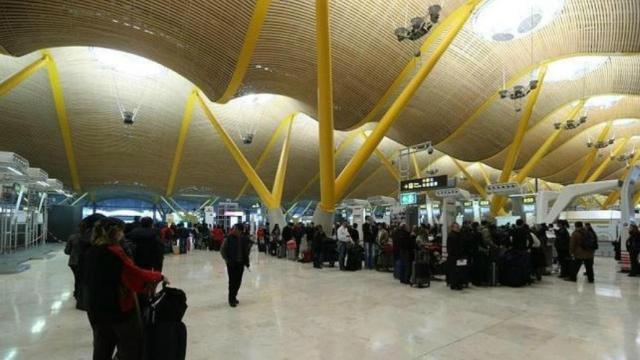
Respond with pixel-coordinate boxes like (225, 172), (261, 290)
(472, 0), (565, 42)
(89, 47), (165, 78)
(544, 56), (609, 82)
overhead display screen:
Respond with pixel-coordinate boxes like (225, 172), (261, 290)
(400, 192), (417, 205)
(400, 175), (448, 192)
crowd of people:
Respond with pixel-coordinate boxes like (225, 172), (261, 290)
(64, 213), (640, 359)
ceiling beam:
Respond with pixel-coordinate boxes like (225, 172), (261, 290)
(216, 0), (272, 103)
(0, 55), (47, 96)
(271, 117), (295, 205)
(586, 137), (630, 182)
(602, 153), (640, 209)
(451, 158), (487, 198)
(334, 0), (481, 201)
(491, 64), (548, 215)
(43, 51), (81, 192)
(165, 89), (198, 197)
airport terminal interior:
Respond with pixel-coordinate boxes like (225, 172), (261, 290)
(1, 0), (640, 359)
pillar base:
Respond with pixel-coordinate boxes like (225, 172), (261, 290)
(267, 208), (286, 233)
(312, 205), (335, 235)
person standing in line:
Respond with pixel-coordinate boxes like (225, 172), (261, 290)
(446, 222), (466, 290)
(336, 222), (352, 271)
(627, 224), (640, 277)
(584, 223), (599, 252)
(362, 216), (378, 270)
(220, 224), (251, 307)
(554, 220), (571, 278)
(84, 217), (166, 360)
(568, 221), (595, 283)
(312, 225), (325, 269)
(127, 217), (164, 272)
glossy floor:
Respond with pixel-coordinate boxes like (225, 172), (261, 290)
(1, 248), (640, 360)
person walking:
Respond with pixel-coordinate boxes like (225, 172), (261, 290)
(568, 221), (595, 283)
(84, 217), (166, 360)
(627, 224), (640, 277)
(336, 222), (352, 271)
(220, 224), (251, 307)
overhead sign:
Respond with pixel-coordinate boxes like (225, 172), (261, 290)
(463, 201), (474, 207)
(523, 197), (536, 205)
(479, 200), (490, 207)
(400, 192), (417, 205)
(400, 175), (448, 192)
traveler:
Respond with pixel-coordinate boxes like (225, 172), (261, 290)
(271, 223), (281, 243)
(554, 220), (571, 278)
(293, 223), (304, 256)
(627, 224), (640, 277)
(176, 223), (190, 254)
(65, 213), (106, 310)
(211, 225), (225, 251)
(336, 221), (352, 271)
(393, 223), (413, 284)
(84, 217), (166, 360)
(510, 219), (529, 251)
(585, 223), (599, 252)
(127, 217), (164, 271)
(349, 223), (360, 245)
(220, 224), (251, 307)
(480, 220), (496, 249)
(312, 225), (325, 269)
(362, 216), (378, 269)
(446, 222), (467, 290)
(568, 221), (595, 283)
(282, 222), (293, 245)
(529, 224), (546, 281)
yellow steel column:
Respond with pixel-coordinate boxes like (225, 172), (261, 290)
(514, 100), (586, 184)
(478, 163), (492, 185)
(633, 191), (640, 207)
(235, 113), (297, 199)
(271, 117), (295, 205)
(291, 131), (359, 203)
(165, 90), (198, 197)
(43, 51), (81, 192)
(411, 153), (421, 178)
(217, 0), (272, 103)
(586, 137), (630, 183)
(490, 65), (548, 215)
(0, 56), (48, 96)
(334, 0), (481, 200)
(575, 121), (613, 183)
(452, 158), (488, 198)
(316, 0), (337, 212)
(196, 91), (275, 207)
(373, 149), (401, 181)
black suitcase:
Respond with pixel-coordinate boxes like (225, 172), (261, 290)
(487, 261), (499, 286)
(410, 261), (431, 288)
(268, 242), (278, 256)
(258, 242), (266, 253)
(144, 285), (188, 360)
(277, 244), (286, 258)
(345, 246), (363, 271)
(447, 257), (470, 289)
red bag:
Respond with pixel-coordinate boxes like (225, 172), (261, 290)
(301, 250), (313, 263)
(286, 239), (297, 250)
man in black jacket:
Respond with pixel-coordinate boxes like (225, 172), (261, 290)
(554, 220), (571, 278)
(127, 217), (164, 271)
(221, 224), (251, 308)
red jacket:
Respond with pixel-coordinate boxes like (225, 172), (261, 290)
(108, 245), (163, 312)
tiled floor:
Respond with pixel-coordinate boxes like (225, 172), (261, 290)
(1, 247), (639, 360)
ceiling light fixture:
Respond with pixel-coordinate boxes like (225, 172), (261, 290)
(394, 5), (442, 42)
(472, 0), (565, 42)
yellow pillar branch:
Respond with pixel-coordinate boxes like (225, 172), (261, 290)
(602, 153), (640, 209)
(216, 0), (272, 103)
(271, 116), (295, 206)
(491, 65), (548, 215)
(0, 55), (47, 96)
(334, 0), (481, 201)
(316, 0), (337, 212)
(165, 89), (198, 197)
(196, 91), (275, 207)
(43, 51), (81, 191)
(235, 113), (296, 199)
(586, 137), (629, 183)
(575, 121), (613, 183)
(452, 158), (487, 198)
(411, 153), (421, 178)
(478, 163), (492, 185)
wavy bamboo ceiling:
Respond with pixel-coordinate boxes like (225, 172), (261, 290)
(0, 0), (639, 201)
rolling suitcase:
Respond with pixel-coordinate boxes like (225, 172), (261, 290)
(345, 246), (363, 271)
(447, 257), (470, 289)
(300, 250), (313, 263)
(277, 244), (286, 259)
(499, 250), (532, 287)
(487, 261), (499, 286)
(411, 250), (431, 288)
(144, 284), (188, 360)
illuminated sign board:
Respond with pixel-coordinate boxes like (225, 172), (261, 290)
(523, 197), (535, 205)
(479, 200), (490, 207)
(400, 175), (448, 192)
(463, 201), (474, 207)
(400, 192), (417, 205)
(431, 202), (440, 209)
(224, 211), (244, 217)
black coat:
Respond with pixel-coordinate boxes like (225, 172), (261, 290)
(221, 233), (251, 266)
(393, 229), (414, 263)
(447, 231), (465, 260)
(510, 226), (530, 251)
(128, 227), (164, 271)
(282, 226), (293, 242)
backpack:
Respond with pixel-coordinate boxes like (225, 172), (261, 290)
(581, 230), (598, 251)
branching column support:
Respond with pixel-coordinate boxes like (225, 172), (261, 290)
(602, 152), (640, 209)
(0, 55), (47, 96)
(452, 158), (488, 198)
(490, 65), (548, 216)
(411, 153), (421, 178)
(166, 89), (198, 197)
(334, 0), (481, 201)
(514, 100), (586, 184)
(586, 137), (629, 183)
(575, 121), (613, 183)
(316, 0), (337, 212)
(42, 51), (82, 192)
